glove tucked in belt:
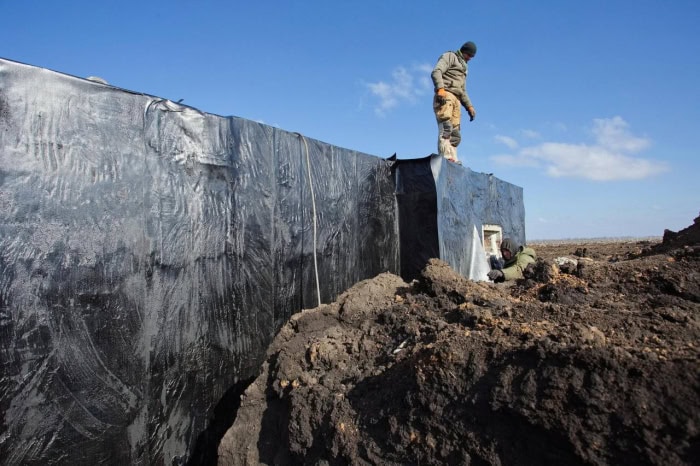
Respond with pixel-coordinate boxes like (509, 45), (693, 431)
(435, 88), (447, 105)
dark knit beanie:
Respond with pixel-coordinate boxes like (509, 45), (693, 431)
(460, 41), (477, 56)
(500, 238), (519, 255)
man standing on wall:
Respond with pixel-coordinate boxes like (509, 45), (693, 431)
(431, 41), (477, 163)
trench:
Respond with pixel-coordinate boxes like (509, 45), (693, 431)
(186, 376), (257, 466)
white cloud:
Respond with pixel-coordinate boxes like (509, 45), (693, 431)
(491, 117), (667, 181)
(592, 116), (650, 152)
(494, 135), (519, 149)
(366, 64), (432, 116)
(520, 129), (541, 139)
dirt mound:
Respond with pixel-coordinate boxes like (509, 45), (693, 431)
(218, 226), (700, 465)
(659, 212), (700, 251)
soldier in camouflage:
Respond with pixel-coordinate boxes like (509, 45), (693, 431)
(431, 41), (477, 163)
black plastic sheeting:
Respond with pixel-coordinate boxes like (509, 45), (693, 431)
(395, 155), (525, 282)
(0, 58), (399, 465)
(393, 156), (440, 281)
(0, 57), (524, 465)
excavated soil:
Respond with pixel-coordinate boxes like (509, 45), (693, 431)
(217, 217), (700, 465)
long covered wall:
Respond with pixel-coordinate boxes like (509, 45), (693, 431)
(0, 57), (524, 464)
(0, 58), (399, 465)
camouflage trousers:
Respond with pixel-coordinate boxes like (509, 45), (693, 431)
(433, 90), (462, 162)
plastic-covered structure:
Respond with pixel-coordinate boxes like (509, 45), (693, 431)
(0, 58), (399, 465)
(0, 57), (524, 465)
(395, 155), (525, 282)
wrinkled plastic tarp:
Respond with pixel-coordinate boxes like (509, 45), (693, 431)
(432, 157), (525, 281)
(0, 57), (525, 465)
(394, 155), (525, 282)
(0, 58), (399, 465)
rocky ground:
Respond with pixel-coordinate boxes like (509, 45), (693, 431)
(216, 216), (700, 465)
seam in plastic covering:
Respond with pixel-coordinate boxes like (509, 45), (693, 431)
(295, 132), (321, 307)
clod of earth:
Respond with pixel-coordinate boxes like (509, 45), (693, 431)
(218, 215), (700, 465)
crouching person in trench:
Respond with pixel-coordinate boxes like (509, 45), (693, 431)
(488, 238), (536, 282)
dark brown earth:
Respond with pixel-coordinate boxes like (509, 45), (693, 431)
(217, 216), (700, 465)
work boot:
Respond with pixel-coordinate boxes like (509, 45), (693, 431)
(439, 138), (458, 162)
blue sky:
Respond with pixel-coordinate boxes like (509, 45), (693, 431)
(2, 0), (699, 239)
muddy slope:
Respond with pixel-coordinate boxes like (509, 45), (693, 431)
(218, 219), (700, 465)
